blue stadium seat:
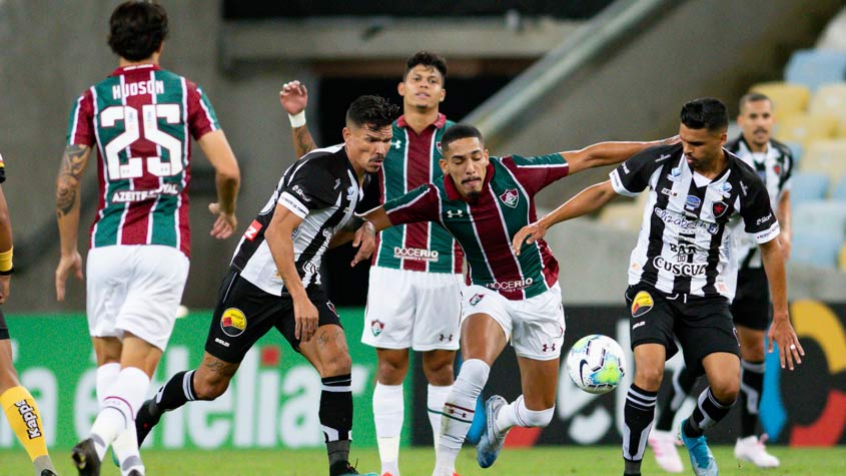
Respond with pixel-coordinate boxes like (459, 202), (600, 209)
(793, 201), (846, 242)
(783, 141), (803, 165)
(791, 232), (843, 268)
(832, 177), (846, 201)
(790, 172), (830, 205)
(785, 50), (846, 92)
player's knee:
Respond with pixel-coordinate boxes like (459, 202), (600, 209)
(422, 353), (455, 385)
(709, 375), (740, 403)
(742, 340), (766, 361)
(522, 405), (555, 428)
(634, 366), (664, 391)
(321, 351), (352, 377)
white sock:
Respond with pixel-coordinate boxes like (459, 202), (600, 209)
(427, 384), (452, 447)
(96, 363), (121, 408)
(90, 367), (151, 461)
(374, 382), (403, 473)
(495, 395), (554, 436)
(112, 425), (145, 476)
(435, 360), (489, 475)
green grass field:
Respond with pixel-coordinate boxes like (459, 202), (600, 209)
(2, 446), (845, 476)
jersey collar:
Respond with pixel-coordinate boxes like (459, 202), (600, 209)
(396, 113), (447, 130)
(110, 63), (160, 77)
(444, 161), (495, 202)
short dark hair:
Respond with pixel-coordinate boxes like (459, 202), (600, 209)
(108, 1), (169, 61)
(346, 95), (400, 130)
(680, 98), (728, 132)
(442, 124), (484, 153)
(404, 51), (448, 81)
(739, 92), (772, 112)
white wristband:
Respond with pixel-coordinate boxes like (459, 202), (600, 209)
(288, 111), (306, 128)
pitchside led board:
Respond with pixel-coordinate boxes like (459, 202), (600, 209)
(1, 302), (845, 450)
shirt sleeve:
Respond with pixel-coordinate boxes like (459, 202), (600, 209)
(187, 81), (221, 140)
(277, 164), (338, 219)
(609, 145), (672, 197)
(66, 91), (96, 147)
(501, 154), (569, 196)
(383, 184), (441, 226)
(739, 177), (780, 244)
(780, 148), (794, 195)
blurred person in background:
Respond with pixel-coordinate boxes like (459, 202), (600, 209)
(649, 92), (792, 472)
(0, 152), (58, 476)
(281, 51), (464, 476)
(55, 2), (240, 475)
(513, 98), (803, 476)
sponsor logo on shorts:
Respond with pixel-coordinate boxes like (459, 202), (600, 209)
(631, 291), (654, 318)
(393, 247), (439, 262)
(439, 333), (454, 342)
(469, 293), (484, 306)
(220, 308), (247, 338)
(633, 321), (646, 330)
(214, 338), (230, 348)
(371, 319), (385, 337)
(652, 256), (708, 277)
(485, 277), (534, 291)
(14, 400), (41, 439)
(326, 301), (338, 316)
(499, 189), (520, 208)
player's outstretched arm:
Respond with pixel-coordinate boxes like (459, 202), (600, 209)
(280, 80), (318, 158)
(198, 130), (241, 240)
(55, 144), (92, 301)
(760, 238), (803, 370)
(563, 136), (679, 175)
(0, 184), (13, 304)
(265, 204), (319, 343)
(512, 180), (618, 255)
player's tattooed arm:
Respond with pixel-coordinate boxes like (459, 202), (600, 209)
(55, 144), (91, 218)
(293, 126), (318, 159)
(280, 80), (318, 158)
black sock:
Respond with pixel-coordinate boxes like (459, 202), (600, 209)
(622, 384), (658, 467)
(685, 387), (734, 438)
(321, 374), (353, 470)
(740, 359), (765, 438)
(154, 370), (197, 413)
(656, 365), (696, 431)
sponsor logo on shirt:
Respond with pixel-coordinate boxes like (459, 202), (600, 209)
(290, 184), (311, 202)
(485, 277), (534, 291)
(393, 247), (440, 262)
(445, 209), (464, 219)
(392, 140), (402, 150)
(244, 220), (262, 241)
(622, 162), (631, 174)
(660, 187), (679, 197)
(499, 189), (520, 208)
(756, 213), (773, 226)
(631, 291), (654, 318)
(111, 183), (179, 203)
(668, 166), (682, 182)
(220, 308), (247, 338)
(652, 256), (708, 277)
(684, 195), (701, 212)
(653, 207), (719, 235)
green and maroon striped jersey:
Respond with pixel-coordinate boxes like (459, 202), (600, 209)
(384, 154), (570, 300)
(66, 63), (220, 257)
(372, 114), (463, 274)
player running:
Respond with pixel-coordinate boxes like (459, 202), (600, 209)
(56, 2), (241, 475)
(0, 152), (58, 476)
(281, 52), (463, 476)
(133, 95), (398, 476)
(512, 98), (803, 476)
(649, 92), (793, 472)
(359, 124), (668, 476)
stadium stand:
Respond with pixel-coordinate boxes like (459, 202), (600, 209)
(775, 113), (839, 147)
(793, 202), (846, 242)
(790, 172), (830, 205)
(784, 49), (846, 91)
(833, 177), (846, 201)
(597, 203), (643, 232)
(750, 82), (810, 117)
(801, 139), (846, 184)
(792, 231), (843, 268)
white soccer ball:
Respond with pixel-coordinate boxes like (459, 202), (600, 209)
(566, 334), (627, 395)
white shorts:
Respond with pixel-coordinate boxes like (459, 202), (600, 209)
(462, 283), (566, 361)
(86, 245), (190, 351)
(362, 266), (463, 351)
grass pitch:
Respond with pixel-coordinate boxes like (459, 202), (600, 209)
(1, 446), (844, 475)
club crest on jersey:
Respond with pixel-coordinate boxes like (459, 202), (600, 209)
(631, 291), (654, 318)
(499, 189), (519, 208)
(712, 200), (728, 218)
(684, 195), (701, 212)
(220, 308), (247, 338)
(436, 141), (442, 154)
(469, 293), (485, 306)
(773, 164), (782, 176)
(371, 319), (385, 337)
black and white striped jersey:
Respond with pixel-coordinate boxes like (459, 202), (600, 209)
(609, 143), (779, 301)
(726, 137), (793, 269)
(231, 144), (363, 296)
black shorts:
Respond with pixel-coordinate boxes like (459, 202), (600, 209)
(731, 267), (771, 331)
(625, 284), (740, 377)
(204, 270), (342, 363)
(0, 309), (7, 340)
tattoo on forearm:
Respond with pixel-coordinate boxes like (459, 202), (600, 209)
(56, 144), (89, 218)
(293, 127), (317, 158)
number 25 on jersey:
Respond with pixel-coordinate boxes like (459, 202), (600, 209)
(101, 104), (183, 180)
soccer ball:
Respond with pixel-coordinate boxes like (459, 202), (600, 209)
(566, 334), (627, 395)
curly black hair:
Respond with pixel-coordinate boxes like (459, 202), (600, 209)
(404, 51), (447, 81)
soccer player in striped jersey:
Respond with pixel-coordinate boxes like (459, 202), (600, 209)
(513, 98), (804, 476)
(359, 124), (667, 476)
(281, 52), (463, 476)
(0, 153), (58, 476)
(649, 93), (793, 472)
(55, 3), (240, 475)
